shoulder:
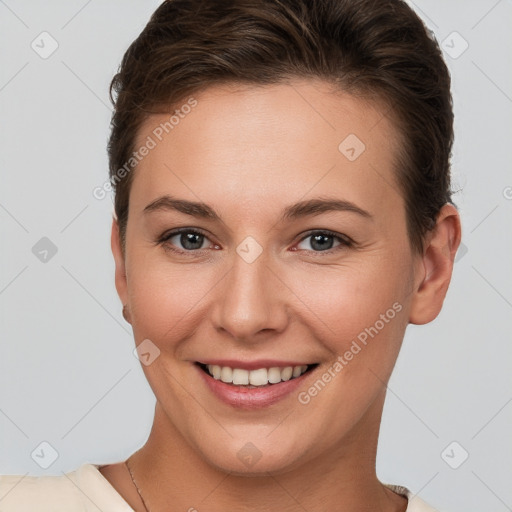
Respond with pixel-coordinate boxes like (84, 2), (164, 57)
(0, 469), (84, 511)
(0, 463), (133, 512)
(384, 484), (442, 512)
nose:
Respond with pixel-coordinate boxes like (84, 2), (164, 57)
(212, 251), (289, 342)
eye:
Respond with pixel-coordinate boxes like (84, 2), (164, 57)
(158, 228), (215, 253)
(157, 228), (353, 255)
(295, 230), (352, 253)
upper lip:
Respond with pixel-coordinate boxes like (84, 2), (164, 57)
(196, 359), (315, 371)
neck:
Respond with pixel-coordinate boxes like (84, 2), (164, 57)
(129, 395), (406, 512)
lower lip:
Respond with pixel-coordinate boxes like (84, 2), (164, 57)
(196, 364), (313, 409)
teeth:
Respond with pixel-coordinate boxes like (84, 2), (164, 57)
(232, 368), (249, 385)
(268, 367), (282, 384)
(220, 366), (232, 383)
(206, 364), (309, 386)
(292, 366), (303, 378)
(211, 365), (221, 379)
(249, 368), (268, 386)
(281, 366), (293, 381)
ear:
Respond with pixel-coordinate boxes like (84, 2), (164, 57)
(111, 217), (129, 309)
(409, 203), (462, 325)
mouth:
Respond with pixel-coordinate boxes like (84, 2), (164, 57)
(196, 362), (318, 388)
(194, 361), (319, 408)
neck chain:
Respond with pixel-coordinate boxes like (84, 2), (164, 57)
(125, 457), (151, 512)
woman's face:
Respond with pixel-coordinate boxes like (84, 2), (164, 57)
(113, 79), (427, 474)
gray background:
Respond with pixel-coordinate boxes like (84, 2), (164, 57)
(1, 1), (511, 511)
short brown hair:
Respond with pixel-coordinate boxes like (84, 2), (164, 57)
(108, 0), (454, 254)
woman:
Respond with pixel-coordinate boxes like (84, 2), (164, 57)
(0, 0), (461, 510)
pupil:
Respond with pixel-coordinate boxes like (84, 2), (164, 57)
(311, 234), (333, 251)
(178, 233), (334, 251)
(181, 232), (203, 250)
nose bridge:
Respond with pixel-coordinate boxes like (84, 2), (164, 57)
(213, 247), (285, 340)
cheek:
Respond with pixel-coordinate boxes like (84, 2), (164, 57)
(126, 241), (413, 365)
(288, 255), (411, 352)
(289, 258), (411, 431)
(126, 253), (218, 348)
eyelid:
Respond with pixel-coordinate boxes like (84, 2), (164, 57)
(156, 228), (215, 255)
(157, 227), (353, 254)
(294, 229), (353, 251)
(158, 227), (210, 243)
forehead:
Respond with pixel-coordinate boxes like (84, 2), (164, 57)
(130, 80), (403, 221)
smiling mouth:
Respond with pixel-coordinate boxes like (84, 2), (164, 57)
(196, 362), (318, 388)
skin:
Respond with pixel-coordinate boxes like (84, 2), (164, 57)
(102, 79), (461, 512)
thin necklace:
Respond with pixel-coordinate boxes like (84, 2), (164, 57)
(125, 457), (151, 512)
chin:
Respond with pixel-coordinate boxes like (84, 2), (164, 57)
(190, 429), (312, 476)
(206, 450), (304, 477)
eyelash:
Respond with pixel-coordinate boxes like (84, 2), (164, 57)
(157, 228), (353, 256)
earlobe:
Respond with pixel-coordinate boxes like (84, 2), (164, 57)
(111, 217), (129, 309)
(408, 204), (462, 325)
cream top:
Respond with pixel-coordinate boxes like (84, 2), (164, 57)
(0, 462), (440, 511)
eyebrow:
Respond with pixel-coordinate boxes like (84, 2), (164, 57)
(143, 195), (372, 222)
